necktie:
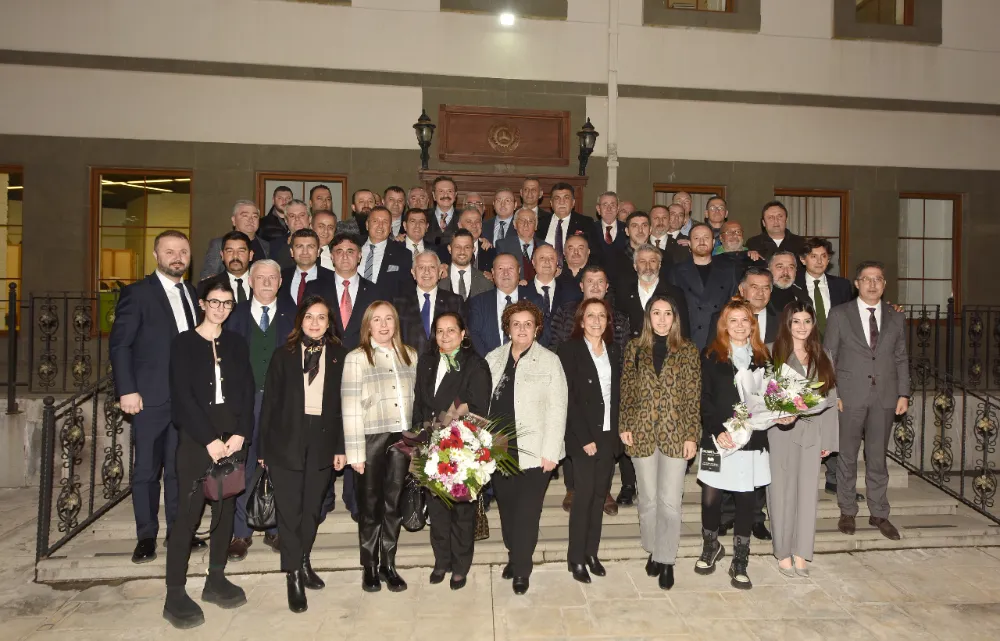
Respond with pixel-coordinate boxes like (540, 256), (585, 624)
(458, 269), (468, 300)
(363, 244), (375, 281)
(175, 283), (196, 331)
(605, 225), (613, 245)
(440, 213), (447, 229)
(296, 271), (308, 305)
(813, 279), (827, 335)
(498, 220), (506, 241)
(868, 307), (879, 351)
(260, 306), (270, 332)
(340, 280), (353, 328)
(554, 218), (564, 265)
(656, 237), (663, 249)
(421, 292), (432, 338)
(235, 278), (247, 305)
(522, 244), (535, 281)
(542, 285), (551, 312)
(502, 295), (512, 344)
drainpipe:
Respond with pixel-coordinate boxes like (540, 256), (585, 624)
(606, 0), (620, 192)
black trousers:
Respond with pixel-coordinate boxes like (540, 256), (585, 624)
(564, 451), (635, 491)
(269, 416), (333, 573)
(354, 431), (409, 568)
(720, 487), (768, 526)
(567, 445), (616, 563)
(319, 466), (358, 522)
(165, 433), (235, 587)
(132, 402), (179, 541)
(427, 496), (476, 576)
(702, 484), (756, 538)
(493, 467), (550, 577)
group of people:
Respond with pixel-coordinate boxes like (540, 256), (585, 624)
(107, 175), (909, 630)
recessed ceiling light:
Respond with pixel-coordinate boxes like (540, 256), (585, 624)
(499, 12), (515, 26)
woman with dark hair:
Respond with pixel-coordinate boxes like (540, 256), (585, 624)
(164, 280), (255, 629)
(618, 294), (701, 590)
(341, 301), (417, 593)
(414, 311), (492, 590)
(767, 300), (838, 577)
(558, 298), (621, 584)
(696, 298), (791, 590)
(486, 300), (567, 595)
(259, 294), (347, 613)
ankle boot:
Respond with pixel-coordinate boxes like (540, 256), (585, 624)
(302, 555), (325, 590)
(202, 569), (247, 609)
(694, 528), (725, 575)
(163, 586), (205, 629)
(729, 535), (752, 590)
(286, 569), (308, 613)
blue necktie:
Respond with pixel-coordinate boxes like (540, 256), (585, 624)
(542, 285), (551, 312)
(260, 306), (270, 332)
(421, 293), (432, 338)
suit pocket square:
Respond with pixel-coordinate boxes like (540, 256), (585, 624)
(388, 265), (399, 273)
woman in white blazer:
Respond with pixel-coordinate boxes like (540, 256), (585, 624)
(485, 300), (568, 596)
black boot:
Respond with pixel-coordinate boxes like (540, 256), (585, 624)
(302, 556), (325, 590)
(645, 554), (663, 577)
(658, 564), (675, 590)
(362, 565), (382, 592)
(286, 570), (308, 613)
(694, 528), (725, 575)
(202, 569), (247, 609)
(379, 565), (408, 592)
(163, 586), (205, 629)
(729, 535), (752, 590)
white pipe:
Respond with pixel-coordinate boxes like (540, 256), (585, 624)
(606, 0), (620, 193)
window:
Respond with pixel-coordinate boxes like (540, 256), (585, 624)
(856, 0), (913, 26)
(898, 194), (960, 313)
(255, 172), (347, 220)
(833, 0), (940, 45)
(666, 0), (730, 11)
(0, 166), (23, 330)
(774, 189), (849, 276)
(644, 0), (759, 31)
(652, 184), (726, 222)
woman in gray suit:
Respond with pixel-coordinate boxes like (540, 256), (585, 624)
(767, 300), (838, 577)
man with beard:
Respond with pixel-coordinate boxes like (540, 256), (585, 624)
(671, 191), (694, 236)
(427, 176), (460, 245)
(439, 229), (494, 301)
(110, 230), (202, 564)
(407, 186), (430, 210)
(338, 189), (375, 238)
(483, 187), (518, 246)
(616, 200), (636, 223)
(617, 244), (690, 343)
(438, 206), (496, 273)
(383, 186), (407, 237)
(199, 200), (270, 280)
(670, 223), (740, 350)
(539, 182), (596, 267)
(201, 231), (254, 305)
(258, 185), (294, 244)
(272, 199), (313, 271)
(606, 211), (673, 291)
(466, 253), (544, 356)
(768, 250), (810, 314)
(312, 210), (337, 271)
(359, 206), (412, 299)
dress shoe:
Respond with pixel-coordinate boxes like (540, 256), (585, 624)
(562, 490), (574, 513)
(752, 522), (772, 541)
(429, 569), (447, 585)
(449, 574), (467, 590)
(302, 556), (325, 590)
(512, 576), (529, 595)
(202, 570), (247, 609)
(362, 565), (382, 592)
(869, 516), (901, 541)
(227, 537), (251, 562)
(615, 485), (636, 506)
(658, 564), (675, 590)
(191, 536), (208, 549)
(501, 564), (513, 580)
(568, 562), (592, 584)
(838, 514), (856, 535)
(379, 566), (408, 592)
(286, 570), (308, 613)
(163, 586), (204, 629)
(645, 554), (662, 577)
(826, 482), (864, 501)
(131, 538), (157, 564)
(603, 493), (619, 516)
(584, 555), (606, 577)
(263, 532), (281, 552)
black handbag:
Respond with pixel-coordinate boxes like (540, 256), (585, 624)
(400, 475), (427, 532)
(246, 465), (277, 531)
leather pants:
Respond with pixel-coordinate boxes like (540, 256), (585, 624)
(354, 431), (408, 568)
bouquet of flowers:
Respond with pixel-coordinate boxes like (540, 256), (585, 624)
(714, 363), (834, 457)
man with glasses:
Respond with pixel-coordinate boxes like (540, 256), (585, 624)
(462, 192), (486, 216)
(704, 196), (729, 252)
(199, 200), (270, 280)
(484, 188), (518, 245)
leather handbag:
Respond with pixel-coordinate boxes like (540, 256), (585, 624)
(246, 465), (277, 531)
(400, 475), (427, 532)
(202, 454), (246, 501)
(474, 493), (490, 541)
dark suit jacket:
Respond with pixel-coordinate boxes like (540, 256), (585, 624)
(259, 341), (348, 470)
(436, 242), (496, 273)
(426, 209), (461, 246)
(616, 279), (691, 342)
(278, 264), (338, 308)
(109, 274), (200, 406)
(483, 215), (517, 245)
(258, 209), (289, 244)
(745, 230), (807, 261)
(364, 239), (413, 299)
(706, 305), (778, 347)
(558, 338), (621, 457)
(224, 296), (297, 349)
(393, 287), (467, 357)
(338, 213), (369, 239)
(304, 275), (378, 350)
(271, 242), (295, 272)
(466, 286), (545, 356)
(606, 244), (674, 293)
(412, 348), (492, 426)
(438, 267), (494, 300)
(657, 233), (690, 265)
(796, 272), (853, 310)
(769, 283), (811, 317)
(495, 235), (549, 277)
(669, 258), (740, 350)
(538, 212), (597, 256)
(701, 352), (768, 451)
(199, 235), (270, 281)
(532, 278), (582, 316)
(593, 219), (627, 258)
(198, 270), (252, 303)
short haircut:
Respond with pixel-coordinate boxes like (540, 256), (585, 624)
(331, 232), (362, 250)
(580, 265), (608, 280)
(565, 232), (590, 247)
(768, 249), (797, 266)
(649, 204), (670, 215)
(309, 184), (332, 199)
(854, 260), (886, 280)
(632, 243), (660, 265)
(311, 209), (336, 220)
(706, 196), (728, 209)
(501, 300), (544, 337)
(368, 205), (391, 218)
(740, 265), (773, 286)
(403, 208), (428, 223)
(154, 229), (189, 250)
(761, 200), (788, 218)
(286, 198), (309, 212)
(231, 199), (259, 217)
(522, 176), (541, 186)
(249, 258), (281, 279)
(459, 205), (483, 218)
(800, 236), (835, 259)
(432, 175), (456, 191)
(413, 249), (441, 266)
(688, 222), (714, 237)
(290, 228), (320, 246)
(513, 208), (537, 224)
(625, 211), (650, 226)
(383, 185), (405, 197)
(597, 190), (618, 202)
(450, 228), (475, 244)
(550, 182), (575, 196)
(272, 185), (293, 197)
(494, 187), (515, 199)
(352, 188), (374, 205)
(221, 230), (251, 250)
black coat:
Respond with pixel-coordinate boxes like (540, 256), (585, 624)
(745, 230), (807, 261)
(393, 287), (467, 357)
(278, 264), (338, 308)
(365, 239), (413, 299)
(796, 272), (854, 309)
(670, 258), (740, 350)
(616, 279), (691, 341)
(306, 275), (378, 350)
(258, 208), (290, 244)
(538, 211), (598, 257)
(700, 351), (768, 452)
(558, 338), (621, 457)
(412, 349), (492, 426)
(769, 283), (811, 317)
(606, 244), (674, 293)
(259, 341), (348, 471)
(168, 329), (256, 446)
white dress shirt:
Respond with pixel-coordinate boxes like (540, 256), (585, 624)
(637, 278), (658, 312)
(288, 264), (318, 305)
(450, 263), (471, 296)
(544, 213), (571, 249)
(405, 237), (425, 257)
(601, 222), (618, 244)
(335, 272), (361, 318)
(226, 271), (251, 302)
(857, 297), (883, 346)
(650, 234), (667, 250)
(155, 270), (196, 333)
(361, 239), (388, 283)
(250, 296), (275, 330)
(756, 308), (767, 343)
(496, 288), (519, 343)
(417, 286), (437, 328)
(534, 277), (557, 312)
(806, 272), (831, 314)
(493, 215), (514, 244)
(434, 353), (449, 395)
(586, 340), (612, 432)
(318, 245), (334, 271)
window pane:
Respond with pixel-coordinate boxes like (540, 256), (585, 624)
(923, 280), (952, 311)
(1, 170), (22, 329)
(898, 280), (917, 307)
(922, 239), (952, 280)
(898, 198), (924, 237)
(857, 0), (911, 26)
(898, 239), (923, 279)
(813, 197), (842, 237)
(780, 196), (806, 236)
(667, 0), (729, 10)
(923, 199), (954, 238)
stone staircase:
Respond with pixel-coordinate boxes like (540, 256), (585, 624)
(34, 458), (1000, 583)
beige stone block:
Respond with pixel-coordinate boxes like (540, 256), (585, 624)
(587, 599), (689, 636)
(899, 602), (1000, 641)
(52, 600), (167, 631)
(682, 618), (758, 641)
(577, 567), (640, 601)
(668, 591), (759, 619)
(496, 606), (566, 638)
(813, 578), (910, 604)
(844, 603), (940, 641)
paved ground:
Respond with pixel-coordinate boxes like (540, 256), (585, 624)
(5, 488), (1000, 640)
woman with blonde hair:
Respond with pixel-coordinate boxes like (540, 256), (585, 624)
(341, 301), (417, 593)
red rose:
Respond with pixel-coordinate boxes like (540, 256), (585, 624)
(478, 448), (492, 462)
(437, 462), (451, 475)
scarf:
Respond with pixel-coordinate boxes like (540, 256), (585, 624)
(302, 335), (326, 384)
(440, 347), (462, 373)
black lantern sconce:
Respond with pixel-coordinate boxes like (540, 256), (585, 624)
(576, 118), (598, 177)
(413, 109), (436, 171)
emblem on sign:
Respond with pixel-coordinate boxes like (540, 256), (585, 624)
(487, 123), (521, 154)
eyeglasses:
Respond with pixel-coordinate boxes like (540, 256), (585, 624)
(858, 277), (885, 286)
(205, 299), (235, 310)
(707, 206), (727, 213)
(721, 230), (743, 237)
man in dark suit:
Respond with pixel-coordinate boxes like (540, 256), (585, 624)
(223, 258), (296, 560)
(440, 230), (494, 301)
(467, 253), (544, 356)
(271, 199), (312, 272)
(436, 206), (496, 273)
(199, 231), (254, 305)
(495, 208), (548, 282)
(109, 230), (201, 564)
(594, 191), (627, 260)
(768, 250), (811, 315)
(531, 245), (581, 318)
(482, 188), (518, 246)
(616, 244), (690, 342)
(426, 176), (461, 246)
(825, 261), (910, 541)
(199, 200), (270, 280)
(656, 204), (691, 265)
(519, 176), (549, 219)
(745, 200), (807, 261)
(358, 206), (412, 299)
(337, 188), (373, 238)
(797, 237), (853, 338)
(277, 229), (338, 308)
(538, 182), (596, 268)
(258, 185), (294, 244)
(606, 211), (675, 292)
(670, 223), (739, 350)
(558, 233), (593, 287)
(394, 250), (466, 356)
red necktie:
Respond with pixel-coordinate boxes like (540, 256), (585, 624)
(340, 280), (353, 328)
(296, 271), (308, 305)
(605, 225), (613, 244)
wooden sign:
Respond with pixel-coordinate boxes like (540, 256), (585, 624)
(437, 105), (571, 166)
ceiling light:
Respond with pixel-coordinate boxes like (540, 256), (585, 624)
(6, 186), (23, 190)
(499, 12), (515, 26)
(101, 180), (172, 193)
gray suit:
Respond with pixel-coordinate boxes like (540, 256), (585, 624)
(439, 266), (493, 301)
(766, 350), (839, 562)
(823, 299), (909, 520)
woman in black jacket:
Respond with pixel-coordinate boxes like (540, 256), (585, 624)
(413, 312), (492, 591)
(558, 298), (620, 585)
(259, 294), (347, 614)
(164, 280), (255, 630)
